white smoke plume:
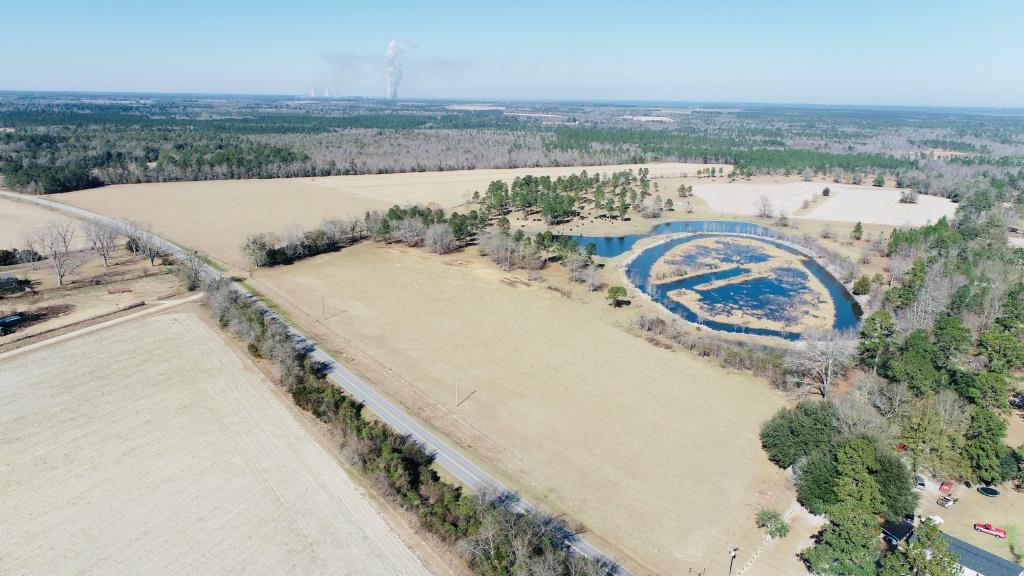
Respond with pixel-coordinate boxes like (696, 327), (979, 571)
(385, 40), (408, 98)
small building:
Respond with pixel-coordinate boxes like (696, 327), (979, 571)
(882, 520), (915, 546)
(945, 533), (1024, 576)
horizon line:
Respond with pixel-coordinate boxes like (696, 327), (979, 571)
(2, 88), (1024, 113)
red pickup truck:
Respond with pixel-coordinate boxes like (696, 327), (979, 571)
(974, 523), (1008, 538)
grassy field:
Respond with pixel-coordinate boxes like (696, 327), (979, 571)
(692, 179), (957, 226)
(250, 242), (795, 575)
(56, 162), (724, 266)
(0, 310), (432, 576)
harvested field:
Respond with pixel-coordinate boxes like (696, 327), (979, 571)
(692, 181), (957, 226)
(56, 163), (727, 266)
(0, 311), (431, 575)
(0, 194), (87, 250)
(251, 242), (794, 575)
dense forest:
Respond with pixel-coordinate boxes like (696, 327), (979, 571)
(4, 93), (1024, 194)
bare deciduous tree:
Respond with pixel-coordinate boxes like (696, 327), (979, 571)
(784, 330), (854, 399)
(131, 224), (164, 265)
(175, 250), (206, 291)
(564, 251), (592, 283)
(393, 217), (427, 247)
(934, 389), (970, 431)
(479, 226), (522, 271)
(585, 264), (601, 291)
(899, 259), (965, 331)
(425, 222), (456, 254)
(831, 394), (894, 441)
(82, 220), (119, 267)
(776, 209), (790, 227)
(26, 220), (87, 286)
(755, 195), (773, 219)
(852, 373), (911, 421)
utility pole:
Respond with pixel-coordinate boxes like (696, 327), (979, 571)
(728, 545), (739, 576)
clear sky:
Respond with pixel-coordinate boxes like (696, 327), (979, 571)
(3, 0), (1023, 106)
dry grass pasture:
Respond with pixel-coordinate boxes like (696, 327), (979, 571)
(692, 180), (957, 226)
(57, 163), (726, 266)
(0, 311), (431, 576)
(251, 243), (794, 575)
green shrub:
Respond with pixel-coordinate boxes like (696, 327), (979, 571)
(852, 275), (872, 295)
(756, 508), (790, 539)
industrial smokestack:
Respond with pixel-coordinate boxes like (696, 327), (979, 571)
(384, 40), (405, 99)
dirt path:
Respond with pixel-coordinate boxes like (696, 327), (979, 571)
(0, 293), (203, 361)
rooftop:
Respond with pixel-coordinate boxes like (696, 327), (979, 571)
(945, 533), (1024, 576)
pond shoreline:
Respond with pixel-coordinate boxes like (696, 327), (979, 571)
(606, 229), (862, 341)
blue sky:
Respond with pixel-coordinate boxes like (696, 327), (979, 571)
(3, 0), (1023, 106)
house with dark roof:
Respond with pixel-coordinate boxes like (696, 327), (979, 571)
(882, 519), (915, 545)
(945, 533), (1024, 576)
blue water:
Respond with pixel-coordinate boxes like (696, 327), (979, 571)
(570, 220), (782, 258)
(624, 233), (861, 340)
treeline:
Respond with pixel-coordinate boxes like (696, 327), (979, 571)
(202, 278), (615, 576)
(479, 172), (600, 223)
(548, 127), (914, 174)
(244, 204), (491, 267)
(0, 102), (549, 194)
(479, 168), (679, 224)
(0, 128), (315, 193)
(0, 160), (102, 194)
(243, 218), (367, 267)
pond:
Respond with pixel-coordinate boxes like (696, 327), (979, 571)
(616, 231), (862, 340)
(569, 220), (782, 258)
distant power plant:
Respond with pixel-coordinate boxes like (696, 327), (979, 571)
(384, 40), (405, 99)
(307, 87), (332, 99)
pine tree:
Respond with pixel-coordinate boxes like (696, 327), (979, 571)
(858, 311), (897, 373)
(852, 221), (863, 240)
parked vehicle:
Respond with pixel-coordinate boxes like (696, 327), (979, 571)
(914, 475), (926, 489)
(974, 523), (1007, 539)
(938, 496), (959, 508)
